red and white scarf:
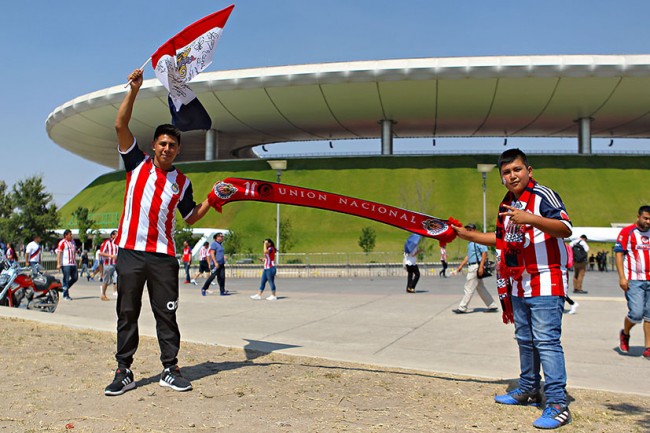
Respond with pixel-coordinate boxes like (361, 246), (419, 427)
(208, 178), (460, 244)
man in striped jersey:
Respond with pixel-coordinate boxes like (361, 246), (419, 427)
(615, 205), (650, 360)
(454, 149), (573, 429)
(105, 69), (213, 397)
(56, 229), (78, 301)
(99, 230), (118, 301)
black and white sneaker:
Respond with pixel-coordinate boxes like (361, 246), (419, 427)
(104, 368), (135, 396)
(159, 366), (192, 392)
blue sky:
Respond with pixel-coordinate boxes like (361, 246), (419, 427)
(2, 0), (650, 205)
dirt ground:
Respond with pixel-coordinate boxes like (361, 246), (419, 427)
(1, 317), (648, 433)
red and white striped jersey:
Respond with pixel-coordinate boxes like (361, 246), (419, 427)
(100, 239), (118, 266)
(263, 247), (276, 269)
(497, 180), (572, 297)
(116, 140), (196, 256)
(614, 224), (650, 281)
(198, 245), (208, 261)
(56, 239), (77, 267)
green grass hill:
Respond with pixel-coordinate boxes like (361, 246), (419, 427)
(60, 154), (649, 255)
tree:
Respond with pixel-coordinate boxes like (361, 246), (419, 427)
(358, 226), (376, 254)
(223, 231), (242, 256)
(8, 176), (59, 245)
(0, 181), (13, 243)
(174, 222), (195, 254)
(279, 217), (295, 252)
(72, 207), (95, 251)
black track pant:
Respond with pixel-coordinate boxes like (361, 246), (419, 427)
(115, 248), (180, 369)
(406, 264), (420, 290)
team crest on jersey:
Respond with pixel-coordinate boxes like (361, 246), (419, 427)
(171, 183), (179, 194)
(422, 219), (447, 236)
(214, 182), (238, 200)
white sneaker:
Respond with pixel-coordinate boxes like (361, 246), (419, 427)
(266, 295), (277, 301)
(190, 280), (197, 285)
(568, 302), (579, 315)
(211, 282), (216, 286)
(112, 291), (118, 298)
(250, 294), (262, 300)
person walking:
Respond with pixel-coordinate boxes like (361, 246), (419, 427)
(454, 149), (573, 429)
(104, 68), (213, 397)
(200, 233), (228, 296)
(99, 231), (118, 301)
(251, 238), (278, 300)
(403, 234), (421, 293)
(56, 229), (78, 301)
(190, 242), (210, 285)
(439, 242), (448, 278)
(25, 235), (42, 273)
(5, 242), (17, 265)
(570, 235), (589, 294)
(452, 224), (498, 314)
(615, 205), (650, 360)
(79, 250), (90, 280)
(182, 241), (192, 284)
(89, 247), (102, 281)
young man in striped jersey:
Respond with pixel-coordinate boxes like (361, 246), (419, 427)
(105, 69), (213, 396)
(99, 230), (118, 301)
(454, 149), (573, 429)
(56, 229), (78, 301)
(615, 205), (650, 360)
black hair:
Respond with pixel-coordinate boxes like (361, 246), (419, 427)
(153, 124), (182, 146)
(498, 148), (529, 169)
(63, 229), (72, 236)
(639, 205), (650, 215)
(265, 238), (275, 248)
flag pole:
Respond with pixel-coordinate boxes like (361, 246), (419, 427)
(124, 58), (152, 88)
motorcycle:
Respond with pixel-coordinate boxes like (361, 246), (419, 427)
(0, 256), (63, 313)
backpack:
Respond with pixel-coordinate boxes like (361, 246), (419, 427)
(572, 243), (587, 263)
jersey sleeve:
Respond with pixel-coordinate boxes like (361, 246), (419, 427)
(613, 226), (630, 253)
(179, 182), (197, 220)
(538, 188), (572, 230)
(118, 138), (146, 172)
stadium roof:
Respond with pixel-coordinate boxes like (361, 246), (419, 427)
(46, 54), (650, 169)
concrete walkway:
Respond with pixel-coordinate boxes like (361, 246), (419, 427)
(1, 269), (648, 396)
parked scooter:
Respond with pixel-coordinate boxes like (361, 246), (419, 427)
(0, 255), (63, 313)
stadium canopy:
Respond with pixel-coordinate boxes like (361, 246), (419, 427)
(46, 54), (650, 169)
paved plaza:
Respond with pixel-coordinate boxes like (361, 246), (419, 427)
(1, 269), (648, 397)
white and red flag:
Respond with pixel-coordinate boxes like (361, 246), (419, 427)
(151, 4), (234, 127)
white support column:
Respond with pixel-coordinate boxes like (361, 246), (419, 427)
(380, 119), (394, 155)
(205, 129), (218, 160)
(577, 117), (592, 155)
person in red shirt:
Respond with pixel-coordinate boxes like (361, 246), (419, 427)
(105, 69), (213, 397)
(614, 205), (650, 360)
(454, 149), (573, 430)
(182, 241), (192, 284)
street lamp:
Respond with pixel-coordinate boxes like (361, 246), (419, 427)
(267, 160), (287, 261)
(476, 164), (496, 233)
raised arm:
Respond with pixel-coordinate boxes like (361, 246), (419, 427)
(115, 69), (144, 152)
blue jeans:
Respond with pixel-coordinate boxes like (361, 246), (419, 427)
(626, 280), (650, 323)
(61, 265), (78, 298)
(512, 295), (567, 405)
(183, 262), (191, 283)
(259, 267), (277, 293)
